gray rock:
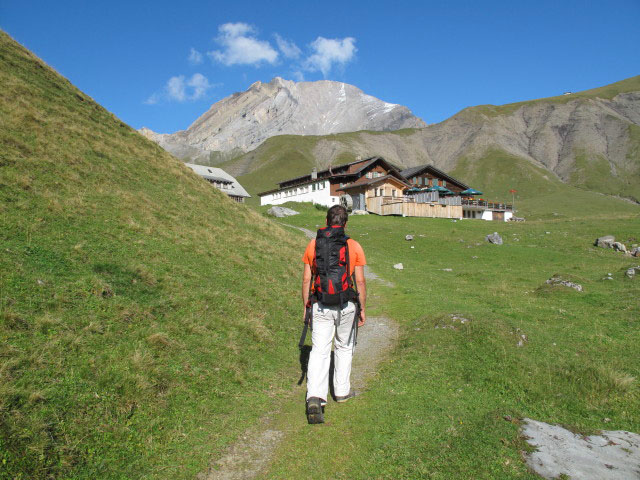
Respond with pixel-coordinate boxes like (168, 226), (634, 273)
(486, 232), (503, 245)
(546, 276), (583, 292)
(405, 235), (414, 241)
(595, 235), (615, 248)
(626, 266), (640, 278)
(521, 418), (640, 480)
(631, 247), (640, 257)
(267, 206), (299, 218)
(393, 263), (404, 270)
(612, 242), (627, 253)
(350, 209), (369, 215)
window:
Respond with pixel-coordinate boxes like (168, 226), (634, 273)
(443, 180), (447, 187)
(312, 184), (316, 191)
(392, 189), (396, 197)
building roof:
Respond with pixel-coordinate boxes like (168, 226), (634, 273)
(276, 156), (401, 189)
(340, 174), (410, 190)
(400, 164), (470, 190)
(185, 163), (251, 197)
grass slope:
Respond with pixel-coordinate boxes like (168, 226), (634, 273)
(257, 203), (640, 479)
(0, 31), (305, 479)
(450, 149), (640, 220)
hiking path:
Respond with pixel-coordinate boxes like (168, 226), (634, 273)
(198, 224), (398, 480)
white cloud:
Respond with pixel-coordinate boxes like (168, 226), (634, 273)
(188, 48), (203, 65)
(304, 37), (357, 77)
(275, 34), (301, 59)
(188, 73), (210, 100)
(145, 73), (215, 104)
(209, 22), (278, 66)
(167, 75), (187, 101)
(144, 93), (160, 105)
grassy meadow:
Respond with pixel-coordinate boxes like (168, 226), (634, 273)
(2, 27), (639, 480)
(254, 201), (639, 479)
(0, 31), (307, 479)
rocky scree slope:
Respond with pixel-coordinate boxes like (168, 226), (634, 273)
(227, 76), (640, 203)
(139, 77), (426, 161)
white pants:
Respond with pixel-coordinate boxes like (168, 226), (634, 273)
(306, 301), (357, 402)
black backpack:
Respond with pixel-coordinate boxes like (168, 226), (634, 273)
(311, 226), (357, 306)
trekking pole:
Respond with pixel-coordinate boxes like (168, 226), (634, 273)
(298, 305), (312, 348)
(348, 301), (361, 352)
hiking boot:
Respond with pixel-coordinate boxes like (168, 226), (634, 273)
(335, 391), (356, 403)
(306, 397), (324, 424)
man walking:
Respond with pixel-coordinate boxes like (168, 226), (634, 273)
(301, 205), (366, 424)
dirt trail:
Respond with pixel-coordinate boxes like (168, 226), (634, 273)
(198, 224), (397, 480)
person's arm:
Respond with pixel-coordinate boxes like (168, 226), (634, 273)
(302, 263), (312, 323)
(354, 265), (366, 326)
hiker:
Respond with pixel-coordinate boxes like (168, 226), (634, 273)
(301, 205), (366, 424)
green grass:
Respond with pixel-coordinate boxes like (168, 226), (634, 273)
(458, 75), (640, 118)
(255, 204), (640, 479)
(0, 31), (307, 479)
(451, 149), (640, 220)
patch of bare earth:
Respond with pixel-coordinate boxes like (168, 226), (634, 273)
(198, 224), (397, 480)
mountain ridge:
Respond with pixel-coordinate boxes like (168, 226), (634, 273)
(221, 76), (640, 204)
(139, 76), (426, 161)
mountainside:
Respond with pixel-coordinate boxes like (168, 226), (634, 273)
(0, 31), (302, 479)
(139, 77), (426, 161)
(223, 76), (640, 205)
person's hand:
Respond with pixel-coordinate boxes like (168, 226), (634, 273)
(358, 309), (366, 327)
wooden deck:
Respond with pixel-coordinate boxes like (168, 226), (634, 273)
(366, 196), (463, 218)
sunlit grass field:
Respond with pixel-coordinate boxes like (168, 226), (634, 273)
(257, 202), (639, 479)
(0, 31), (306, 479)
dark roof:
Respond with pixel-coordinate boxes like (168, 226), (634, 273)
(400, 164), (470, 189)
(277, 156), (401, 188)
(340, 174), (410, 190)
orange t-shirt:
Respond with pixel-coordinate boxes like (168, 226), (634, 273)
(302, 237), (366, 275)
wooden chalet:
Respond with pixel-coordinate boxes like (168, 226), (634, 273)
(259, 156), (513, 221)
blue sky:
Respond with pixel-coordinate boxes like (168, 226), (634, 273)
(2, 0), (639, 133)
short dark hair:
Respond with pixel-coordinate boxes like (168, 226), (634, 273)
(326, 205), (348, 227)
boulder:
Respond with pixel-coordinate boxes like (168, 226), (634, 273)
(267, 206), (299, 218)
(405, 235), (414, 241)
(612, 242), (627, 253)
(486, 232), (503, 245)
(546, 276), (583, 292)
(626, 266), (640, 278)
(631, 247), (640, 257)
(595, 235), (615, 248)
(393, 263), (404, 270)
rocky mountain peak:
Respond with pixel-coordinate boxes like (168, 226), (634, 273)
(140, 77), (426, 161)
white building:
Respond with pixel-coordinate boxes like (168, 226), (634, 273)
(259, 179), (337, 207)
(185, 163), (251, 203)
